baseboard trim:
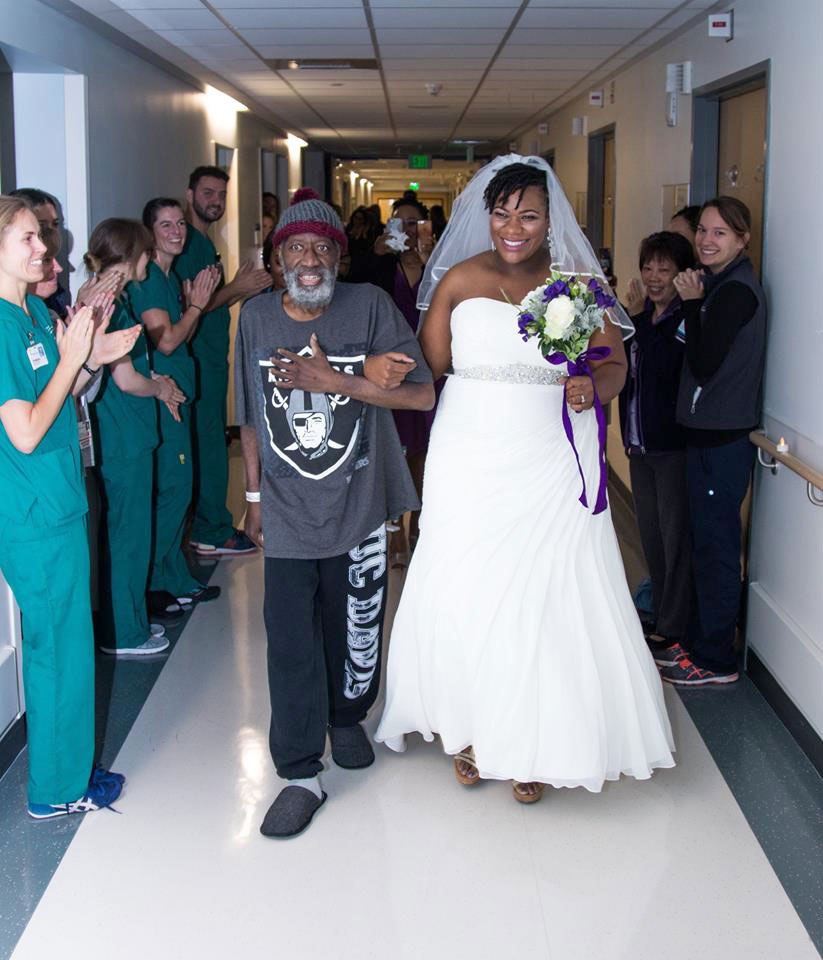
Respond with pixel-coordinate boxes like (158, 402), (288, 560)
(747, 649), (823, 776)
(0, 714), (25, 781)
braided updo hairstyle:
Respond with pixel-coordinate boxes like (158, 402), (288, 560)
(483, 162), (548, 213)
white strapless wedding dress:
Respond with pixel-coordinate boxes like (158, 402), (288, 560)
(376, 298), (675, 789)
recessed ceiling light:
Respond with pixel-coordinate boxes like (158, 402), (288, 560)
(268, 59), (378, 71)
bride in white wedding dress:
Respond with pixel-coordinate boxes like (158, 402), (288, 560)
(375, 157), (674, 802)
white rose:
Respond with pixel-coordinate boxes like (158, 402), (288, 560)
(544, 295), (576, 339)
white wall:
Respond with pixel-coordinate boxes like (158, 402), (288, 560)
(11, 74), (67, 205)
(516, 0), (823, 732)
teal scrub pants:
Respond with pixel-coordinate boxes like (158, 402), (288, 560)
(151, 406), (201, 597)
(0, 515), (94, 805)
(100, 451), (153, 649)
(190, 361), (235, 546)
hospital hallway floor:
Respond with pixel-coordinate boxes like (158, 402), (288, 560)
(0, 466), (821, 959)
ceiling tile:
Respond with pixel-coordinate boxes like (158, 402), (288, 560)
(380, 45), (499, 59)
(116, 0), (202, 7)
(527, 0), (680, 6)
(372, 8), (515, 28)
(176, 44), (254, 59)
(384, 60), (489, 72)
(198, 59), (266, 73)
(223, 7), (368, 29)
(370, 0), (521, 6)
(508, 27), (642, 44)
(155, 30), (244, 47)
(209, 0), (362, 7)
(376, 28), (504, 45)
(502, 42), (623, 58)
(496, 56), (604, 70)
(518, 7), (669, 29)
(253, 45), (375, 58)
(238, 28), (372, 45)
(121, 8), (225, 30)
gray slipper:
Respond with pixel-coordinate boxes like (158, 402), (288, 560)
(260, 786), (327, 839)
(329, 724), (375, 769)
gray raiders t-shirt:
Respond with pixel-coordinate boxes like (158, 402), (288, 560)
(235, 282), (432, 559)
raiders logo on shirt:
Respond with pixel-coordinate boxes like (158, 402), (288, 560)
(259, 347), (366, 480)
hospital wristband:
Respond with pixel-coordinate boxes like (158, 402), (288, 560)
(245, 490), (261, 503)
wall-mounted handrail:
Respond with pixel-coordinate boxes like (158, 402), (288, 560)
(750, 431), (823, 507)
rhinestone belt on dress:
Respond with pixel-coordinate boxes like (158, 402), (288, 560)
(451, 363), (563, 385)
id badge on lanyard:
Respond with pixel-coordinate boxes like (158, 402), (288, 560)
(77, 394), (95, 468)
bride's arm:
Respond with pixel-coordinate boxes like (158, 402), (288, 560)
(418, 273), (455, 380)
(588, 317), (628, 404)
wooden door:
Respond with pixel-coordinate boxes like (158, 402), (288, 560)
(717, 86), (767, 275)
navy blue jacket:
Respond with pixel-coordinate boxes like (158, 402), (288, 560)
(619, 300), (687, 454)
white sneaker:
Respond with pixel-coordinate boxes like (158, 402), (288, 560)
(100, 635), (170, 657)
(150, 623), (166, 638)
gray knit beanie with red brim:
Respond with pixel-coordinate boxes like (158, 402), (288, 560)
(271, 188), (348, 252)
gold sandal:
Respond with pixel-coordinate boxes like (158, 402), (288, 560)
(453, 748), (480, 786)
(512, 781), (545, 804)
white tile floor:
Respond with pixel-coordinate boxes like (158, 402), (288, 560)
(10, 556), (819, 960)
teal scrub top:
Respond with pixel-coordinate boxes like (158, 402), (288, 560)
(0, 295), (87, 527)
(128, 261), (195, 399)
(93, 294), (159, 463)
(173, 226), (231, 368)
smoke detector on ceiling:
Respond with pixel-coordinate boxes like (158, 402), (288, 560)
(425, 82), (442, 96)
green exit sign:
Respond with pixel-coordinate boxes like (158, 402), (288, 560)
(408, 154), (432, 169)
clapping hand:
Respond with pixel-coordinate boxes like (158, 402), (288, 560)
(152, 373), (186, 422)
(228, 260), (271, 299)
(673, 268), (705, 301)
(185, 265), (221, 312)
(364, 352), (417, 390)
(626, 278), (646, 316)
(87, 304), (141, 368)
(75, 270), (124, 308)
(55, 304), (95, 371)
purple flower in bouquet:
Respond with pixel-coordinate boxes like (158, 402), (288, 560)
(587, 277), (616, 310)
(543, 277), (572, 302)
(517, 312), (534, 341)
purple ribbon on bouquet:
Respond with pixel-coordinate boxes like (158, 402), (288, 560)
(547, 346), (611, 515)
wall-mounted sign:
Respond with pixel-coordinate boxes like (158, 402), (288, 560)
(408, 154), (431, 169)
(708, 11), (733, 39)
(538, 122), (549, 135)
(588, 89), (604, 108)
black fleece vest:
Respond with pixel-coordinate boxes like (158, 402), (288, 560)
(676, 256), (766, 430)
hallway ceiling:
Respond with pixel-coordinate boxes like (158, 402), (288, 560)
(66, 0), (716, 156)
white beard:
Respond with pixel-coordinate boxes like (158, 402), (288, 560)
(282, 263), (337, 308)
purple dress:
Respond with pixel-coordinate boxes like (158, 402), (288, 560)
(392, 263), (440, 457)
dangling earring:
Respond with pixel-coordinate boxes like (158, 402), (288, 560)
(546, 226), (553, 249)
